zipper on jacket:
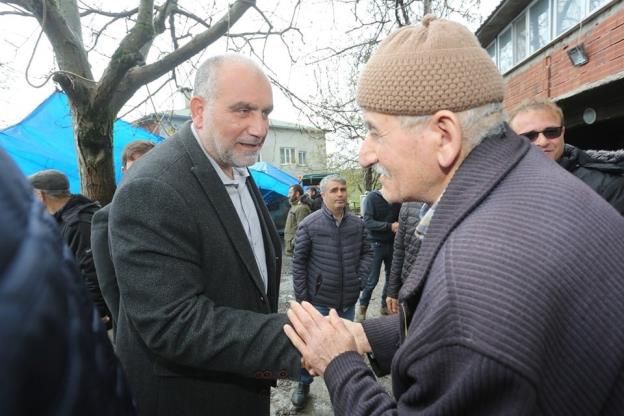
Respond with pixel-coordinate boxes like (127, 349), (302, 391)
(400, 302), (408, 339)
(337, 218), (344, 311)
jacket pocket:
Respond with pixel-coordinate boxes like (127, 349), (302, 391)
(314, 273), (323, 296)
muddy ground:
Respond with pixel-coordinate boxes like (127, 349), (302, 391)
(270, 252), (393, 415)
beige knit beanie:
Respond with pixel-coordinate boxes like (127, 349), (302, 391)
(357, 15), (504, 116)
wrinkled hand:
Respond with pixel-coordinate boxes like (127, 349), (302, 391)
(386, 297), (399, 314)
(284, 301), (360, 376)
(340, 318), (372, 355)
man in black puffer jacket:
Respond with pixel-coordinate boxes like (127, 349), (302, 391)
(385, 202), (425, 314)
(290, 174), (373, 409)
(510, 98), (624, 214)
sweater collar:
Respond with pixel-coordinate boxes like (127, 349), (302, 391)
(399, 125), (530, 306)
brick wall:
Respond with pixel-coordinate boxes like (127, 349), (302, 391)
(503, 3), (624, 111)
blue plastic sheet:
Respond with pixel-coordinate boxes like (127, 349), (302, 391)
(0, 91), (164, 193)
(0, 91), (298, 209)
(249, 161), (299, 202)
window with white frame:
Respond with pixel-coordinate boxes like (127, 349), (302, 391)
(513, 14), (528, 63)
(529, 0), (550, 53)
(498, 28), (513, 73)
(486, 0), (608, 73)
(298, 151), (307, 166)
(280, 147), (295, 165)
(556, 0), (584, 35)
(487, 41), (497, 64)
(590, 0), (608, 11)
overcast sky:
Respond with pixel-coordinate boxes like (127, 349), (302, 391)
(0, 0), (500, 128)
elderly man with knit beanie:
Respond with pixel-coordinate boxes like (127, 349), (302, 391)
(284, 15), (624, 415)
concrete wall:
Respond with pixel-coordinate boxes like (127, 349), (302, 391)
(261, 126), (327, 178)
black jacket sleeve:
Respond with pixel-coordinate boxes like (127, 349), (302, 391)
(64, 215), (111, 321)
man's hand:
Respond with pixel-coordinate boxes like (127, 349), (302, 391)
(391, 221), (399, 233)
(284, 301), (366, 376)
(341, 317), (372, 355)
(386, 297), (399, 314)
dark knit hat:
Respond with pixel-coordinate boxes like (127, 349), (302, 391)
(28, 169), (70, 193)
(357, 15), (504, 116)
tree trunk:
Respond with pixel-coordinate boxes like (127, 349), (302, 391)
(363, 166), (374, 191)
(72, 104), (116, 205)
(423, 0), (432, 15)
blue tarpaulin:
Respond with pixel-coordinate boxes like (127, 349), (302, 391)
(249, 161), (299, 201)
(0, 91), (164, 193)
(0, 91), (297, 213)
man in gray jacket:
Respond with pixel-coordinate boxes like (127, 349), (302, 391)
(290, 174), (372, 410)
(109, 55), (300, 416)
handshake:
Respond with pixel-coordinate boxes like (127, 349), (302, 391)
(283, 301), (372, 376)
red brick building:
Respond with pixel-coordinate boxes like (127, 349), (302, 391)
(476, 0), (624, 149)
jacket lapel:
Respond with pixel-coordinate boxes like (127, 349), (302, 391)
(177, 122), (267, 295)
(246, 176), (282, 311)
(399, 126), (531, 325)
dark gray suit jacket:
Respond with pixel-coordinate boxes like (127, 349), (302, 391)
(109, 122), (300, 416)
(91, 204), (119, 337)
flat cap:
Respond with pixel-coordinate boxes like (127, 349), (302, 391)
(28, 169), (70, 193)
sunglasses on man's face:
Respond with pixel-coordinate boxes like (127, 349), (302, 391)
(519, 126), (563, 141)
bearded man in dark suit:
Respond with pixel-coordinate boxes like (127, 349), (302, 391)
(109, 55), (300, 415)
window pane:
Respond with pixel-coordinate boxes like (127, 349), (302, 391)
(486, 41), (497, 64)
(556, 0), (583, 35)
(498, 28), (513, 72)
(298, 151), (306, 165)
(514, 14), (527, 63)
(590, 0), (607, 11)
(529, 0), (550, 53)
(281, 148), (295, 164)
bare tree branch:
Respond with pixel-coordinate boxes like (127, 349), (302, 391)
(95, 0), (156, 108)
(79, 6), (138, 18)
(85, 14), (127, 52)
(117, 73), (174, 119)
(113, 0), (254, 111)
(173, 6), (211, 29)
(0, 7), (32, 17)
(5, 0), (94, 104)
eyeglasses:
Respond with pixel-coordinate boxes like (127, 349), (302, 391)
(519, 126), (563, 141)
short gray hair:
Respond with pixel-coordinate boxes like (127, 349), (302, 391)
(193, 55), (266, 105)
(399, 102), (506, 151)
(319, 174), (347, 193)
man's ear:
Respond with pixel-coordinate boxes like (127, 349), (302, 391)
(190, 96), (205, 129)
(432, 110), (462, 169)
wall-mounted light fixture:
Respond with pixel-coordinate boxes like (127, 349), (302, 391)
(567, 43), (589, 67)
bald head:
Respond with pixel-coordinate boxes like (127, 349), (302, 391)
(193, 55), (269, 106)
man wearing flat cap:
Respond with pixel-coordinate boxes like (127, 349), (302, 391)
(285, 15), (624, 415)
(29, 169), (111, 328)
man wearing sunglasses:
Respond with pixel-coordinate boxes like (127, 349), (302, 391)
(510, 98), (624, 214)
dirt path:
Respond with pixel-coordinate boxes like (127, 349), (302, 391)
(270, 252), (393, 415)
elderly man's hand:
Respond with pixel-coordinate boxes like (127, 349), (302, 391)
(386, 297), (399, 314)
(284, 301), (361, 376)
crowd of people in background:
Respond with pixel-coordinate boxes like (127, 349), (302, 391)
(2, 13), (624, 416)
